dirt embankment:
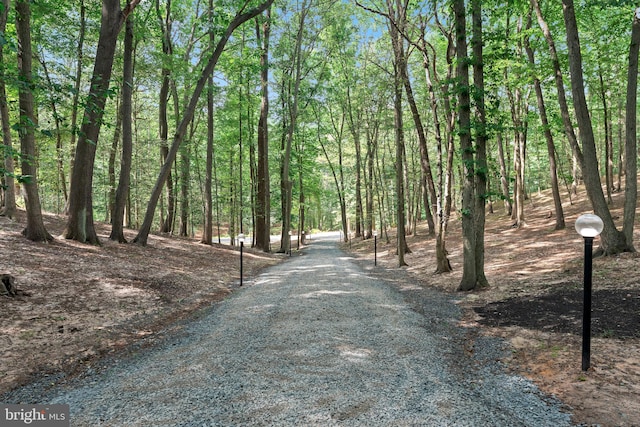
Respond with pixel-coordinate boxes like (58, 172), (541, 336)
(1, 212), (282, 397)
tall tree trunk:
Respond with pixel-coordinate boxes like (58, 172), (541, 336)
(201, 3), (215, 245)
(598, 68), (614, 204)
(318, 103), (349, 242)
(201, 74), (214, 245)
(401, 46), (436, 237)
(562, 0), (629, 255)
(0, 0), (16, 219)
(454, 0), (476, 291)
(38, 57), (68, 211)
(470, 0), (489, 289)
(616, 98), (624, 192)
(622, 8), (640, 250)
(254, 8), (271, 251)
(110, 16), (134, 243)
(279, 1), (309, 254)
(156, 0), (175, 234)
(531, 0), (584, 181)
(347, 87), (364, 239)
(66, 0), (86, 215)
(422, 44), (452, 272)
(496, 132), (512, 215)
(64, 0), (140, 244)
(505, 13), (526, 228)
(133, 0), (274, 246)
(365, 123), (376, 238)
(179, 138), (190, 237)
(388, 0), (409, 266)
(524, 12), (565, 230)
(15, 0), (52, 242)
(107, 98), (123, 223)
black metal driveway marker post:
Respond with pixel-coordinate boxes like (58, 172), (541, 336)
(238, 233), (245, 287)
(575, 214), (603, 372)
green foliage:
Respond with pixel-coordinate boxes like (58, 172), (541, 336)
(0, 0), (635, 238)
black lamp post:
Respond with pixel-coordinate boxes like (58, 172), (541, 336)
(288, 230), (292, 256)
(575, 213), (604, 371)
(373, 229), (378, 266)
(238, 233), (245, 287)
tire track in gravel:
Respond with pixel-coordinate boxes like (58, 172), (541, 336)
(4, 233), (574, 426)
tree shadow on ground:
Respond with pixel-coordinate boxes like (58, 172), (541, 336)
(474, 288), (640, 339)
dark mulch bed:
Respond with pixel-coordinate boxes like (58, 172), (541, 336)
(474, 288), (640, 339)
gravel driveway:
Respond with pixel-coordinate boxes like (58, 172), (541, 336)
(5, 234), (573, 426)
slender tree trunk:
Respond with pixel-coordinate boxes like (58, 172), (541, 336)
(402, 48), (436, 237)
(622, 8), (640, 250)
(524, 13), (564, 230)
(470, 0), (489, 288)
(201, 75), (214, 245)
(279, 2), (309, 254)
(616, 98), (624, 192)
(387, 0), (410, 266)
(107, 98), (123, 223)
(422, 46), (452, 272)
(0, 0), (16, 219)
(454, 0), (476, 290)
(201, 7), (215, 244)
(156, 0), (175, 234)
(365, 125), (375, 238)
(64, 0), (140, 244)
(66, 0), (86, 215)
(110, 16), (134, 243)
(347, 87), (365, 239)
(531, 0), (584, 178)
(562, 0), (629, 255)
(496, 132), (511, 215)
(39, 57), (68, 210)
(16, 0), (52, 242)
(598, 68), (614, 204)
(254, 8), (271, 251)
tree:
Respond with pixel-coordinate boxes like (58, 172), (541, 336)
(622, 7), (640, 249)
(316, 101), (349, 243)
(386, 0), (411, 267)
(201, 0), (217, 246)
(531, 0), (583, 194)
(0, 0), (16, 219)
(254, 7), (271, 251)
(64, 0), (141, 244)
(277, 0), (310, 254)
(561, 0), (631, 255)
(110, 14), (135, 243)
(523, 10), (565, 230)
(469, 0), (488, 289)
(455, 0), (477, 290)
(156, 0), (176, 234)
(15, 0), (52, 241)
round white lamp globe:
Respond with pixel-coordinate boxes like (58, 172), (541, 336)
(575, 214), (604, 238)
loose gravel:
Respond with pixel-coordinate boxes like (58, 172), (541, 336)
(4, 234), (574, 426)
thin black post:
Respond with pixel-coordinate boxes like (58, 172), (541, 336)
(240, 241), (244, 287)
(374, 235), (377, 266)
(582, 236), (594, 371)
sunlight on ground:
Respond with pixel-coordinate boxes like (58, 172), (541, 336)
(99, 279), (149, 298)
(299, 290), (359, 299)
(337, 345), (372, 362)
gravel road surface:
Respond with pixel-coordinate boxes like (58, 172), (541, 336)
(4, 234), (573, 426)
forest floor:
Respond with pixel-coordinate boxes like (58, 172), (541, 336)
(0, 212), (283, 397)
(1, 185), (639, 427)
(345, 187), (640, 427)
